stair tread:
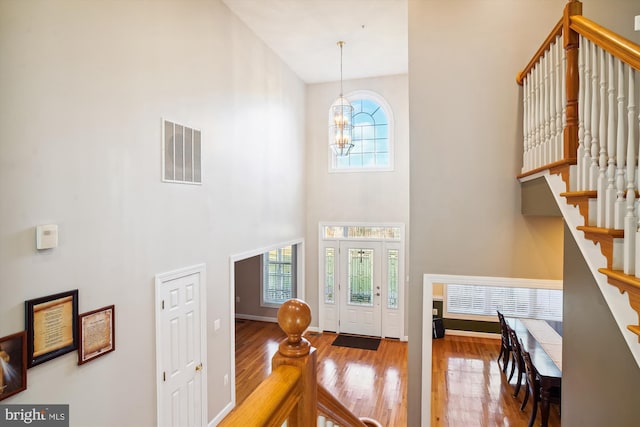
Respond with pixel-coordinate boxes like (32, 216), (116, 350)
(560, 190), (597, 198)
(598, 268), (640, 292)
(576, 225), (624, 237)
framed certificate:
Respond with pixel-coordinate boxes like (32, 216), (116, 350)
(78, 305), (115, 365)
(25, 290), (78, 367)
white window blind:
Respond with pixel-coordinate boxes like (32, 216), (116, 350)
(444, 282), (562, 321)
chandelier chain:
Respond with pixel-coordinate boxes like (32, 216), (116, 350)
(338, 41), (345, 97)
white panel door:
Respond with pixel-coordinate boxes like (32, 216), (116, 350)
(339, 241), (382, 336)
(156, 267), (206, 427)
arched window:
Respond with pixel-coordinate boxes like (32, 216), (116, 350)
(330, 91), (394, 172)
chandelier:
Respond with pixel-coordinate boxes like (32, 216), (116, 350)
(329, 41), (354, 156)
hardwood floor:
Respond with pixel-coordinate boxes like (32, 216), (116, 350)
(431, 335), (561, 427)
(235, 319), (407, 426)
(235, 320), (561, 427)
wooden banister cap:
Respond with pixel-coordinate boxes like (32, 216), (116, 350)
(277, 298), (311, 357)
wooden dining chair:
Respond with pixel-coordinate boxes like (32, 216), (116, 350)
(521, 341), (561, 427)
(508, 327), (527, 399)
(496, 311), (512, 373)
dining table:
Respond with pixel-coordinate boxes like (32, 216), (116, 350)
(505, 317), (562, 427)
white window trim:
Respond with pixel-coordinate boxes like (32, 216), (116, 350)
(328, 90), (395, 173)
(431, 274), (562, 322)
(260, 245), (297, 308)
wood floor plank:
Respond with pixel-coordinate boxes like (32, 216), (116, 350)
(234, 320), (560, 427)
(431, 335), (561, 427)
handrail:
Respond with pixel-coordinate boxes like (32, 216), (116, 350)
(317, 383), (368, 427)
(219, 365), (302, 427)
(570, 15), (640, 71)
(516, 19), (563, 85)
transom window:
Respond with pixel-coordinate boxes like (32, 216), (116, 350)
(330, 91), (393, 172)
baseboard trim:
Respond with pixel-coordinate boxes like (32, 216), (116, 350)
(210, 401), (234, 426)
(445, 329), (500, 340)
(235, 313), (278, 323)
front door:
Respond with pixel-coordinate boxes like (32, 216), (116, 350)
(156, 265), (207, 427)
(339, 241), (382, 336)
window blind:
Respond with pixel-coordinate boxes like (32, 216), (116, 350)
(444, 283), (563, 321)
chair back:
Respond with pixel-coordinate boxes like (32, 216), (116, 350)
(521, 340), (539, 394)
(497, 311), (509, 343)
(509, 328), (524, 367)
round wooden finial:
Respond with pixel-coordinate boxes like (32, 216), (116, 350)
(277, 299), (311, 357)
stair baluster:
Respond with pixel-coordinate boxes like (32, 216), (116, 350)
(597, 48), (608, 227)
(625, 67), (637, 275)
(615, 58), (627, 230)
(605, 52), (617, 228)
(577, 35), (586, 190)
(544, 49), (551, 165)
(535, 63), (542, 168)
(589, 41), (601, 191)
(552, 49), (559, 163)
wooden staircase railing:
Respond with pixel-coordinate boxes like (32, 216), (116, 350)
(219, 299), (381, 427)
(516, 0), (640, 342)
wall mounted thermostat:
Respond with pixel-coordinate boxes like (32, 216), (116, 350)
(36, 224), (58, 250)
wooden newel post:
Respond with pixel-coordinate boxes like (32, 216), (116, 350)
(563, 0), (582, 164)
(276, 298), (311, 357)
(273, 299), (317, 427)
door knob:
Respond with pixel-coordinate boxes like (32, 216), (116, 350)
(195, 363), (203, 372)
(376, 293), (381, 296)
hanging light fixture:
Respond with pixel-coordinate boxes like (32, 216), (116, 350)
(329, 41), (354, 156)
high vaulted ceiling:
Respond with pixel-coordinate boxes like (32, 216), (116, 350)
(222, 0), (408, 84)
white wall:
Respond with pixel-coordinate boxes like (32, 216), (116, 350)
(0, 0), (305, 425)
(305, 74), (410, 328)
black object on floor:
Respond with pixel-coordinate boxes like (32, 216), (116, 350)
(331, 334), (381, 351)
(432, 317), (445, 339)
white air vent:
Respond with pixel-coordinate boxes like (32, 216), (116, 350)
(162, 119), (202, 184)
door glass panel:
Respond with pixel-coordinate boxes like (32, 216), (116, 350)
(325, 248), (335, 303)
(348, 248), (373, 306)
(387, 249), (399, 309)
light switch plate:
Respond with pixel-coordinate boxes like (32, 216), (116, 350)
(635, 15), (640, 31)
(36, 224), (58, 250)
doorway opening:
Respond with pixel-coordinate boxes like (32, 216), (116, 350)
(319, 223), (405, 339)
(229, 239), (304, 406)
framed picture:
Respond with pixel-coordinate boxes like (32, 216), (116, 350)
(25, 290), (78, 368)
(78, 305), (115, 365)
(0, 331), (27, 401)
